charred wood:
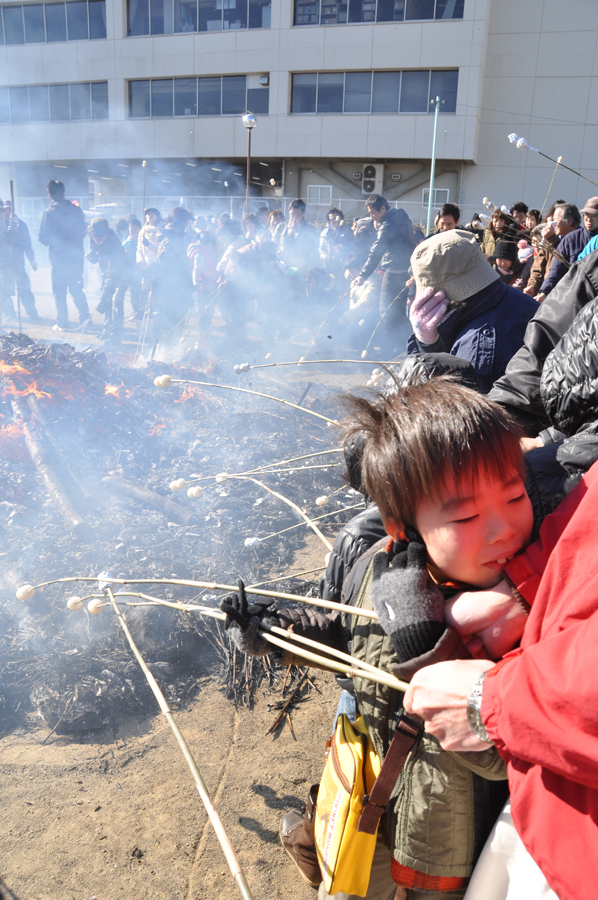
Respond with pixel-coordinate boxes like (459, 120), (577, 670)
(103, 474), (195, 525)
(11, 397), (92, 542)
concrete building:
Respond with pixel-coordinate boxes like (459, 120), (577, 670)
(0, 0), (597, 221)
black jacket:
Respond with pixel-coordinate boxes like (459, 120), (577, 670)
(6, 215), (34, 269)
(359, 207), (414, 281)
(87, 229), (128, 279)
(319, 503), (386, 605)
(488, 252), (598, 435)
(39, 198), (87, 265)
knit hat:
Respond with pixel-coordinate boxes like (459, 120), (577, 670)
(410, 230), (498, 303)
(517, 239), (534, 263)
(494, 240), (518, 262)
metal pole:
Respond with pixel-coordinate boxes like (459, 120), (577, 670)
(9, 179), (21, 332)
(425, 96), (441, 236)
(142, 160), (147, 220)
(245, 128), (251, 214)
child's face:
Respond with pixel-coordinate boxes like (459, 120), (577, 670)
(414, 468), (533, 588)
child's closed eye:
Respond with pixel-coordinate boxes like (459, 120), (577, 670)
(453, 514), (478, 525)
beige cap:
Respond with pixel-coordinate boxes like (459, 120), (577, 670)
(411, 230), (498, 303)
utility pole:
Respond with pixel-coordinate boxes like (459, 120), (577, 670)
(425, 96), (442, 236)
(242, 113), (257, 214)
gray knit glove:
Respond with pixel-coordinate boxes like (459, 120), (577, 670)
(370, 540), (445, 663)
(220, 579), (278, 656)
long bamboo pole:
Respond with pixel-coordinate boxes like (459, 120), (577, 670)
(80, 590), (407, 691)
(156, 377), (340, 426)
(227, 475), (334, 552)
(20, 576), (379, 620)
(105, 589), (254, 900)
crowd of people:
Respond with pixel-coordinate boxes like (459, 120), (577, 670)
(3, 173), (598, 898)
(7, 182), (598, 358)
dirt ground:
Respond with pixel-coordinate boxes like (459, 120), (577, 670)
(0, 665), (339, 900)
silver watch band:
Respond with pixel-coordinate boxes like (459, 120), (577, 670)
(467, 671), (493, 744)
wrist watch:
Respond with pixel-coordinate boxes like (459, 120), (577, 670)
(467, 671), (493, 744)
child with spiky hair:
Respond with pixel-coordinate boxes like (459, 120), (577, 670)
(222, 378), (536, 899)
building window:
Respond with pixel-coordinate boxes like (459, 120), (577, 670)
(422, 187), (449, 206)
(128, 0), (270, 35)
(291, 69), (458, 114)
(0, 0), (105, 43)
(129, 76), (269, 117)
(307, 184), (332, 205)
(294, 0), (462, 25)
(0, 80), (108, 122)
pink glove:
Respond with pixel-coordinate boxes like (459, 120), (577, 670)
(408, 287), (449, 344)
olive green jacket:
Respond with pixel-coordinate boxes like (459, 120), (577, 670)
(346, 549), (508, 880)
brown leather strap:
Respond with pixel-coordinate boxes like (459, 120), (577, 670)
(356, 713), (423, 835)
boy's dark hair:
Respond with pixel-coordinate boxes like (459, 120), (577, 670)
(289, 198), (306, 212)
(366, 194), (388, 212)
(439, 202), (460, 221)
(342, 378), (523, 527)
(511, 201), (528, 215)
(129, 218), (142, 229)
(47, 180), (65, 198)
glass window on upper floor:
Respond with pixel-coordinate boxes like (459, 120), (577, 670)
(129, 75), (269, 117)
(291, 69), (458, 113)
(0, 0), (105, 43)
(0, 80), (109, 122)
(294, 0), (462, 25)
(128, 0), (270, 35)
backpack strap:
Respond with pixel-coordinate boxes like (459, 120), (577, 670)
(356, 713), (423, 835)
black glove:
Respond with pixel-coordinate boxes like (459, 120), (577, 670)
(220, 579), (278, 656)
(370, 539), (444, 663)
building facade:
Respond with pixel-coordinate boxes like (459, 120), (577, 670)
(0, 0), (597, 217)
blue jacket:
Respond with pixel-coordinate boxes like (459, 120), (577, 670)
(540, 227), (593, 295)
(407, 277), (538, 393)
(578, 233), (598, 261)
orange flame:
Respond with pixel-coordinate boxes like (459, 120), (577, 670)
(174, 385), (208, 404)
(1, 357), (52, 399)
(148, 415), (167, 436)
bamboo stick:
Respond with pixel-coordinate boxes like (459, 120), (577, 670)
(162, 377), (340, 426)
(93, 591), (404, 688)
(24, 576), (380, 620)
(237, 358), (400, 371)
(105, 589), (254, 900)
(228, 475), (334, 552)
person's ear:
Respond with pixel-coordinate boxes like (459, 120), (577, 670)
(385, 518), (405, 542)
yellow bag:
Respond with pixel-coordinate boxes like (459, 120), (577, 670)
(314, 714), (381, 897)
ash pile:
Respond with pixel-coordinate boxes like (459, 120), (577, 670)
(0, 332), (358, 738)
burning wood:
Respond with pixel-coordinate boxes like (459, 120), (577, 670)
(12, 396), (92, 541)
(103, 473), (195, 525)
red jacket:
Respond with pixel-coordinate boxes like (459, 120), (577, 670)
(482, 461), (598, 900)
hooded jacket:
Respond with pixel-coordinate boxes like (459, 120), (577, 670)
(358, 207), (414, 281)
(407, 279), (538, 393)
